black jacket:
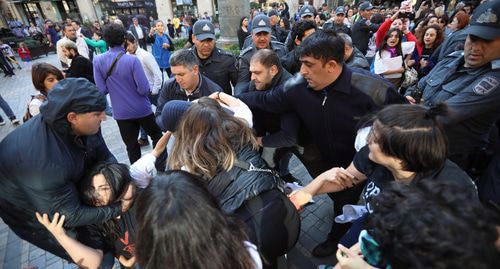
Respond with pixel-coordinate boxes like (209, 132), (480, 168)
(352, 18), (380, 55)
(240, 66), (407, 168)
(322, 22), (352, 36)
(190, 47), (238, 95)
(209, 145), (283, 214)
(155, 74), (220, 129)
(345, 47), (370, 70)
(0, 78), (119, 254)
(67, 54), (95, 83)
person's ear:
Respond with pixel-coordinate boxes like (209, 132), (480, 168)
(294, 38), (301, 46)
(270, 65), (279, 76)
(326, 59), (339, 73)
(192, 65), (199, 74)
(67, 112), (78, 124)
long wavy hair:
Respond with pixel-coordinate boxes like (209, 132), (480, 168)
(168, 97), (258, 178)
(377, 28), (403, 58)
(80, 163), (135, 241)
(135, 171), (256, 269)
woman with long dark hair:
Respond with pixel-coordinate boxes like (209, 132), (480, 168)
(406, 24), (444, 78)
(373, 28), (406, 89)
(35, 133), (170, 269)
(237, 16), (250, 50)
(136, 171), (262, 269)
(167, 97), (300, 268)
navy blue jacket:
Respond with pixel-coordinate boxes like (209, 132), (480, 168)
(239, 66), (406, 167)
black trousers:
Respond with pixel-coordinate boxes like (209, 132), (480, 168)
(138, 38), (147, 51)
(0, 54), (14, 75)
(116, 113), (165, 170)
(235, 189), (300, 269)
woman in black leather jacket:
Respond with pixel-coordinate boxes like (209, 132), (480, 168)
(167, 97), (300, 269)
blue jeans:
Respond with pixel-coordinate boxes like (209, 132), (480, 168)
(0, 94), (16, 122)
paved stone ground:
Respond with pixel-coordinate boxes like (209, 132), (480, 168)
(0, 53), (337, 269)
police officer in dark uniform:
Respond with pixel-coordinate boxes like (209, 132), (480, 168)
(268, 9), (287, 43)
(235, 14), (288, 95)
(406, 0), (500, 174)
(189, 20), (238, 95)
(352, 2), (380, 55)
(323, 7), (352, 36)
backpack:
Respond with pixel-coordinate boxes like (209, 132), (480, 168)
(23, 94), (47, 122)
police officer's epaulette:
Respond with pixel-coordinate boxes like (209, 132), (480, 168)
(270, 40), (286, 46)
(217, 48), (235, 57)
(283, 73), (306, 92)
(445, 50), (465, 59)
(239, 46), (254, 56)
(491, 59), (500, 70)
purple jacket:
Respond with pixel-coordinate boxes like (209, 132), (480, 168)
(93, 46), (152, 120)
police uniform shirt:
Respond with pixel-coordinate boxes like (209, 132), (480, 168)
(413, 53), (500, 155)
(190, 46), (238, 95)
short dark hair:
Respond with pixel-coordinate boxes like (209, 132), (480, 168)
(94, 30), (102, 38)
(291, 20), (317, 42)
(371, 103), (448, 172)
(103, 23), (126, 47)
(299, 29), (344, 64)
(367, 180), (499, 268)
(72, 20), (81, 26)
(125, 31), (137, 44)
(169, 49), (199, 69)
(135, 171), (256, 269)
(31, 63), (64, 93)
(250, 48), (280, 68)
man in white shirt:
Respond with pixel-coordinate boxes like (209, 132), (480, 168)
(56, 23), (89, 70)
(129, 17), (148, 50)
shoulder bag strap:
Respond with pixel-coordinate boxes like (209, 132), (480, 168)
(105, 51), (125, 81)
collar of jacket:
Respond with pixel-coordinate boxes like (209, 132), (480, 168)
(176, 73), (204, 96)
(193, 46), (221, 65)
(317, 65), (352, 95)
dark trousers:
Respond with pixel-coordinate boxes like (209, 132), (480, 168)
(0, 54), (14, 75)
(138, 38), (147, 51)
(116, 113), (165, 170)
(235, 190), (300, 269)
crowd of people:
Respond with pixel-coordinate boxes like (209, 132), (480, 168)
(0, 0), (500, 268)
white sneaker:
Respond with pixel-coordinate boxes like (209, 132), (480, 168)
(0, 120), (6, 126)
(11, 119), (20, 125)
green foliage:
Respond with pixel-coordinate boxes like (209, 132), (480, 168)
(250, 2), (260, 9)
(222, 43), (240, 56)
(172, 38), (187, 50)
(23, 38), (43, 49)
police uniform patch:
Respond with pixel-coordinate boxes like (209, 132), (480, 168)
(473, 76), (500, 95)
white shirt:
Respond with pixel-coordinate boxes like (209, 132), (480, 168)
(56, 36), (90, 68)
(128, 47), (163, 94)
(134, 25), (144, 39)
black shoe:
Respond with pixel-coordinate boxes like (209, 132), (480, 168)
(138, 138), (149, 147)
(312, 239), (337, 257)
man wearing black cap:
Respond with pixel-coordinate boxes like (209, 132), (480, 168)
(0, 78), (121, 260)
(352, 1), (380, 55)
(235, 14), (288, 95)
(268, 9), (287, 43)
(323, 6), (352, 36)
(189, 20), (238, 95)
(405, 0), (500, 175)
